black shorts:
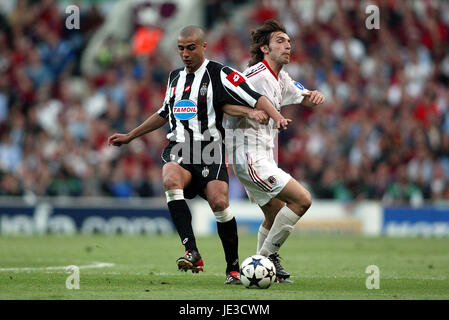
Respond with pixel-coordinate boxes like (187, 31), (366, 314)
(161, 141), (229, 200)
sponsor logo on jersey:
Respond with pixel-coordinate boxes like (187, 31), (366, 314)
(173, 100), (197, 120)
(294, 81), (305, 90)
(184, 85), (191, 92)
(226, 71), (245, 87)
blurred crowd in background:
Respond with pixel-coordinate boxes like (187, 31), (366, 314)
(1, 0), (449, 206)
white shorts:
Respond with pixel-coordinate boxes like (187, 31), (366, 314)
(230, 148), (291, 206)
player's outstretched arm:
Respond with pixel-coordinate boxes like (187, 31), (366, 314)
(255, 96), (291, 130)
(107, 113), (168, 147)
(300, 90), (325, 108)
(223, 104), (269, 124)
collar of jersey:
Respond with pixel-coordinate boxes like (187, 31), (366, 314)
(184, 58), (209, 76)
(262, 59), (279, 81)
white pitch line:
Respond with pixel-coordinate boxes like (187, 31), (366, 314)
(0, 262), (115, 272)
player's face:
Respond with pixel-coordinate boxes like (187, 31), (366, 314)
(266, 31), (291, 65)
(177, 35), (207, 73)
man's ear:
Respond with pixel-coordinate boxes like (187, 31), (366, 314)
(261, 44), (269, 55)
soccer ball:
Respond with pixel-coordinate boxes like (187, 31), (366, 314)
(240, 255), (276, 289)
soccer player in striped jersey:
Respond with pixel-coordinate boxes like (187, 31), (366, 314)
(224, 20), (325, 283)
(107, 25), (289, 285)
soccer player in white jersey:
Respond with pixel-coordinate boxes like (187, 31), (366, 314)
(225, 20), (325, 282)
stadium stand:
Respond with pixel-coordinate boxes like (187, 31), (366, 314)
(0, 0), (448, 206)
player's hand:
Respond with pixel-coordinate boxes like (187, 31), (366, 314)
(249, 110), (269, 125)
(275, 117), (292, 131)
(302, 90), (325, 105)
(107, 133), (132, 147)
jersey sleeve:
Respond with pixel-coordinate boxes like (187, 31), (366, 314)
(157, 75), (172, 118)
(219, 66), (262, 108)
(281, 72), (309, 107)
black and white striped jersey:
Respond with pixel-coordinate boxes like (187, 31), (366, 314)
(157, 59), (262, 143)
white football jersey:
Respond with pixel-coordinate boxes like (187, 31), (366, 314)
(225, 60), (309, 154)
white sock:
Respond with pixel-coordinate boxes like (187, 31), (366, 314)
(259, 206), (300, 257)
(257, 225), (270, 254)
(213, 207), (234, 223)
(165, 189), (184, 202)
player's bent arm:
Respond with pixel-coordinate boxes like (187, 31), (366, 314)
(223, 104), (249, 117)
(108, 113), (168, 146)
(128, 113), (168, 139)
(255, 96), (291, 130)
(223, 104), (256, 117)
(223, 104), (269, 124)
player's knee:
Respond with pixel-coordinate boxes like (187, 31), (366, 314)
(290, 190), (312, 216)
(209, 196), (229, 212)
(163, 176), (182, 191)
(299, 190), (312, 215)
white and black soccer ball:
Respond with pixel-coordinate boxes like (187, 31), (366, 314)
(240, 255), (276, 289)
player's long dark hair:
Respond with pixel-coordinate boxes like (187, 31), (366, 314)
(248, 19), (287, 67)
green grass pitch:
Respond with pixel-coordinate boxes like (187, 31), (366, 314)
(0, 234), (448, 300)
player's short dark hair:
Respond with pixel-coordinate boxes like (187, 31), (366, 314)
(248, 19), (287, 66)
(179, 25), (206, 43)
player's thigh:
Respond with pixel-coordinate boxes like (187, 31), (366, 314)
(231, 157), (280, 208)
(162, 162), (193, 190)
(275, 178), (312, 215)
(204, 180), (229, 212)
(232, 152), (286, 226)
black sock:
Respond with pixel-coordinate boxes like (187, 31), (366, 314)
(216, 217), (239, 273)
(167, 200), (198, 252)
